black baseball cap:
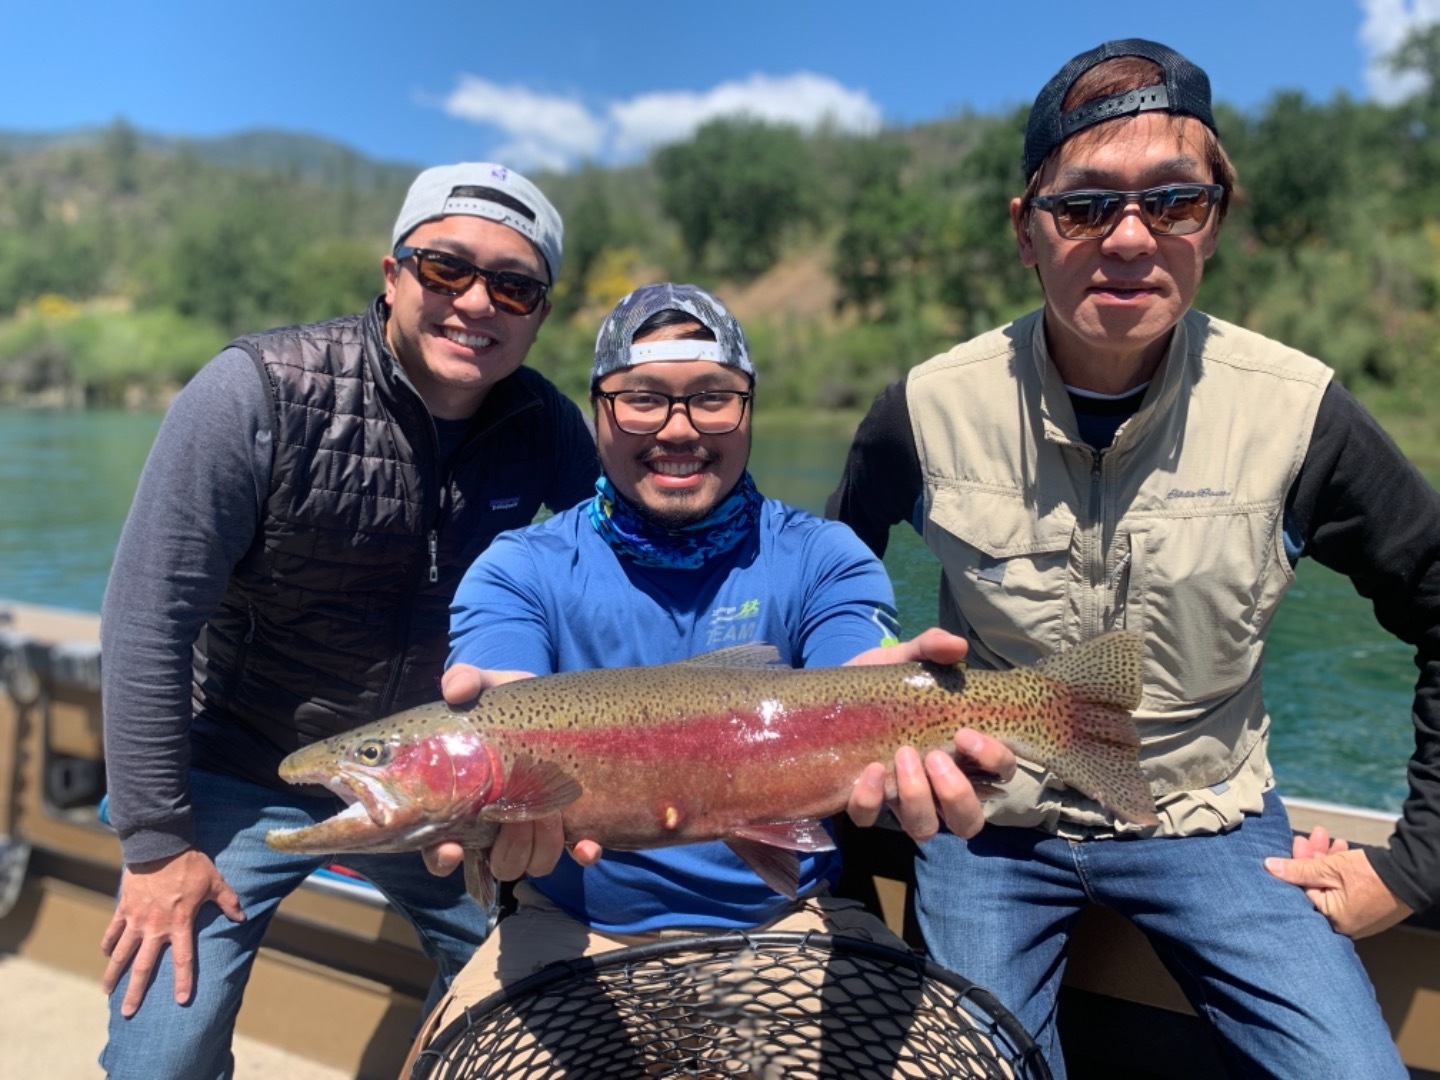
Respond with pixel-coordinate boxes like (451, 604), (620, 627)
(1022, 39), (1218, 182)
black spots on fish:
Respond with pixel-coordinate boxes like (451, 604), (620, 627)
(922, 664), (968, 695)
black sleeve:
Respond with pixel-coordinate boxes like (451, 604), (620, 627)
(1289, 381), (1440, 913)
(824, 379), (924, 558)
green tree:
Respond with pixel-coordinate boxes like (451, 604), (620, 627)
(833, 136), (941, 321)
(288, 238), (383, 323)
(935, 107), (1041, 336)
(654, 118), (817, 276)
(1388, 20), (1440, 113)
(102, 117), (141, 195)
(151, 178), (306, 332)
(553, 166), (618, 318)
(1385, 21), (1440, 218)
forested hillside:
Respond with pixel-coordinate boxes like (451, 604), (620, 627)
(2, 27), (1437, 461)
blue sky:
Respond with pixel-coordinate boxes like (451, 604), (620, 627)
(2, 0), (1437, 172)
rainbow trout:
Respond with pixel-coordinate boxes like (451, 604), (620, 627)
(265, 631), (1155, 902)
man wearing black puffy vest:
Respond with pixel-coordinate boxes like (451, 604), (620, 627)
(97, 162), (599, 1079)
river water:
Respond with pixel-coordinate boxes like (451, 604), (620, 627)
(0, 407), (1420, 812)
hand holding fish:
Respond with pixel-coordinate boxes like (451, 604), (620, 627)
(1265, 826), (1414, 938)
(842, 628), (1016, 841)
(423, 663), (602, 881)
(99, 848), (246, 1017)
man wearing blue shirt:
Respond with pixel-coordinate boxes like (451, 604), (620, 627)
(402, 283), (1014, 1065)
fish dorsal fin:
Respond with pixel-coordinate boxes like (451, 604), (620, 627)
(725, 838), (802, 899)
(1032, 630), (1144, 710)
(480, 755), (583, 823)
(463, 848), (496, 908)
(728, 820), (837, 853)
(678, 643), (783, 669)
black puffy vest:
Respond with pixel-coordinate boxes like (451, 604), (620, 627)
(189, 300), (598, 790)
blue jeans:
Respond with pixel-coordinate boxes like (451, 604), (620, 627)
(914, 790), (1405, 1079)
(100, 768), (491, 1080)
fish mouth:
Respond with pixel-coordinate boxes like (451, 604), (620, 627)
(266, 765), (420, 853)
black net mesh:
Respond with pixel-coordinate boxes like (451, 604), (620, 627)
(412, 931), (1051, 1080)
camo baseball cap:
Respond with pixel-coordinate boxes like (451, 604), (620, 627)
(1023, 39), (1218, 182)
(391, 162), (564, 283)
(591, 283), (754, 386)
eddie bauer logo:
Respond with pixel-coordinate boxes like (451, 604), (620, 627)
(1166, 487), (1232, 499)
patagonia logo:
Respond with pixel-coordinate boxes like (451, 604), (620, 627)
(489, 496), (521, 511)
(1167, 487), (1231, 500)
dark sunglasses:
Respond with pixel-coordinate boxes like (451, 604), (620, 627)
(1028, 183), (1225, 240)
(393, 246), (549, 316)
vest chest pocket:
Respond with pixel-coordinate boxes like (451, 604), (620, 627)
(924, 485), (1076, 656)
(1127, 511), (1280, 708)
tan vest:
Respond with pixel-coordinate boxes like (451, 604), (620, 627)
(908, 309), (1332, 837)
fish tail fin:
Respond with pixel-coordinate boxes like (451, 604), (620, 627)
(1045, 702), (1158, 826)
(1033, 630), (1144, 711)
(1032, 631), (1156, 825)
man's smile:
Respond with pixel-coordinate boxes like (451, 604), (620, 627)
(439, 326), (497, 350)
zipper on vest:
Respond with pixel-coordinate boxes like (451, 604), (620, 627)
(1085, 450), (1107, 636)
(427, 530), (438, 583)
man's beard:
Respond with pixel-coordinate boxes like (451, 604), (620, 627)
(630, 485), (720, 531)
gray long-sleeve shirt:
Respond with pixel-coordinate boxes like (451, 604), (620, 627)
(101, 350), (271, 862)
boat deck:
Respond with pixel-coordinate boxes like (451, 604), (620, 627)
(3, 599), (1438, 1079)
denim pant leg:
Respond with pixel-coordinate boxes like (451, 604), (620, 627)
(339, 849), (492, 1017)
(914, 827), (1087, 1078)
(1088, 790), (1406, 1080)
(101, 770), (333, 1080)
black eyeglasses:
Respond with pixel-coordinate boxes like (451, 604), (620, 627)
(1028, 183), (1225, 240)
(393, 246), (549, 315)
(595, 389), (753, 435)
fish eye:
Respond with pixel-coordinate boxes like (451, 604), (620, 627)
(354, 739), (392, 767)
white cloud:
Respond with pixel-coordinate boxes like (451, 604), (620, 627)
(608, 72), (883, 158)
(432, 71), (882, 171)
(1360, 0), (1440, 102)
(439, 76), (607, 168)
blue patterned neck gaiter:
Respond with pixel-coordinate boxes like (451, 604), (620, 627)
(588, 472), (762, 569)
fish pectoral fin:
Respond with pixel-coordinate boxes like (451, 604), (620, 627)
(725, 838), (802, 900)
(728, 820), (836, 853)
(462, 848), (496, 909)
(480, 755), (583, 823)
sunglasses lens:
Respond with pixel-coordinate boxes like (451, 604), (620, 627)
(1141, 186), (1213, 235)
(1053, 192), (1124, 239)
(485, 273), (546, 316)
(413, 253), (476, 295)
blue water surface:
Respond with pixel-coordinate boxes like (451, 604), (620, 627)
(0, 409), (1423, 813)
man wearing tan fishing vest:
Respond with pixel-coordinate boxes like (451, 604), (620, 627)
(829, 38), (1439, 1079)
